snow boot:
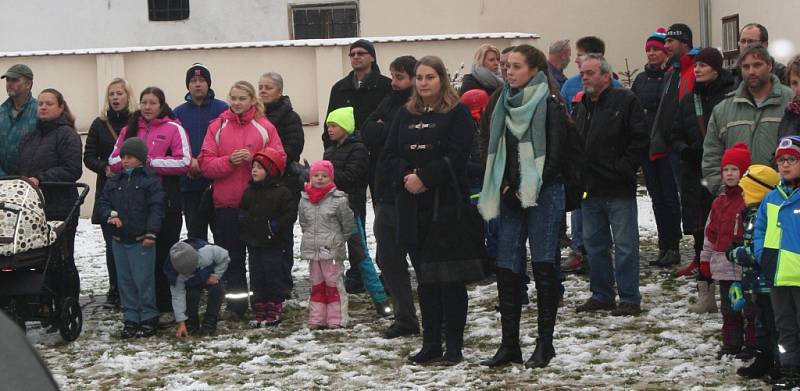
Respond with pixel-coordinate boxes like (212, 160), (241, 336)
(199, 314), (219, 336)
(250, 302), (268, 328)
(772, 367), (800, 390)
(689, 281), (717, 313)
(374, 300), (393, 318)
(263, 302), (282, 326)
(737, 349), (774, 379)
(480, 268), (523, 367)
(654, 248), (681, 267)
(525, 263), (558, 369)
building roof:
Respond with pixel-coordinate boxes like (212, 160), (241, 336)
(0, 32), (539, 58)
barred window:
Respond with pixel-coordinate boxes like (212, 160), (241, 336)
(291, 3), (358, 39)
(148, 0), (190, 22)
(721, 14), (740, 67)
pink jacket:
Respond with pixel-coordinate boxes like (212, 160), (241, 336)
(199, 107), (285, 208)
(108, 116), (191, 176)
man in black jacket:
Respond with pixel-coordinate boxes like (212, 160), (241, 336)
(323, 39), (392, 149)
(573, 54), (649, 316)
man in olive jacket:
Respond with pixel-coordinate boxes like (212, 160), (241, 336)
(702, 45), (793, 194)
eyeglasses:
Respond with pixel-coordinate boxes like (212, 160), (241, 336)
(776, 156), (800, 166)
(349, 51), (370, 58)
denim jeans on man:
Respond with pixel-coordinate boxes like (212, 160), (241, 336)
(581, 196), (641, 305)
(112, 240), (158, 323)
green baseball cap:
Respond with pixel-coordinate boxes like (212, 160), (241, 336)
(1, 64), (33, 80)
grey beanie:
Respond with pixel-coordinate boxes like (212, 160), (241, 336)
(170, 242), (199, 276)
(119, 137), (148, 163)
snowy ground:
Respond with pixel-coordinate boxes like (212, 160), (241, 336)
(28, 196), (771, 390)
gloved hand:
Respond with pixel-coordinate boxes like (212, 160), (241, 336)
(729, 282), (746, 312)
(699, 261), (712, 279)
(726, 245), (755, 268)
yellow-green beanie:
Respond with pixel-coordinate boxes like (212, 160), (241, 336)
(740, 164), (780, 205)
(326, 107), (355, 135)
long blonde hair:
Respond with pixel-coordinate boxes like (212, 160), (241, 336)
(406, 56), (460, 115)
(230, 80), (265, 117)
(100, 78), (137, 120)
(473, 44), (500, 67)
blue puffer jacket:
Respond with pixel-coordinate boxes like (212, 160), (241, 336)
(0, 94), (38, 176)
(173, 90), (228, 193)
(97, 166), (165, 243)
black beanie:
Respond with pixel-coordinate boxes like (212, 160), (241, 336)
(666, 23), (693, 47)
(186, 63), (211, 89)
(693, 47), (724, 75)
(119, 137), (148, 163)
(349, 39), (376, 60)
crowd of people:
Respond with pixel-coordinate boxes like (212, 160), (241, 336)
(2, 20), (800, 389)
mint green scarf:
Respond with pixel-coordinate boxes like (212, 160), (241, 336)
(478, 71), (549, 220)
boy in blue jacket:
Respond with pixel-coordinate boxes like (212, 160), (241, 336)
(97, 137), (164, 339)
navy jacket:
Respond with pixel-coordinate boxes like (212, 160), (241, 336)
(173, 90), (228, 193)
(97, 166), (165, 242)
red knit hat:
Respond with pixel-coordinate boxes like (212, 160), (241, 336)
(775, 136), (800, 159)
(720, 143), (752, 176)
(460, 89), (490, 121)
(310, 160), (334, 181)
(252, 147), (286, 177)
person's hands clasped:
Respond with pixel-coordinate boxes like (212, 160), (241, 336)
(229, 149), (252, 166)
(403, 173), (427, 194)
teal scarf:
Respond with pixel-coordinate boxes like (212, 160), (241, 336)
(478, 71), (549, 220)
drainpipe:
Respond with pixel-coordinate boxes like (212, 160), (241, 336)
(699, 0), (710, 47)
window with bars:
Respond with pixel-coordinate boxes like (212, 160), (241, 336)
(721, 14), (740, 67)
(148, 0), (190, 21)
(291, 3), (358, 39)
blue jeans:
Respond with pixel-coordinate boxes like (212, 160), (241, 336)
(112, 240), (158, 323)
(641, 155), (682, 250)
(496, 183), (565, 275)
(582, 197), (641, 305)
(349, 215), (388, 303)
(570, 209), (584, 253)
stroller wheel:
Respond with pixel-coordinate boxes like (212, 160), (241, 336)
(58, 297), (82, 342)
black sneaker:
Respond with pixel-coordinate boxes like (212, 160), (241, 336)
(407, 346), (443, 364)
(611, 302), (642, 316)
(374, 301), (393, 318)
(383, 323), (419, 339)
(136, 318), (158, 338)
(575, 298), (616, 313)
(120, 321), (139, 339)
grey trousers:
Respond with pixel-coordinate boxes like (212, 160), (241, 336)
(374, 203), (419, 330)
(772, 286), (800, 368)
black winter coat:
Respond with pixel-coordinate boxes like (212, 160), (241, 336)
(362, 88), (411, 204)
(266, 96), (305, 195)
(323, 65), (391, 148)
(670, 73), (735, 233)
(17, 115), (83, 220)
(84, 110), (129, 223)
(323, 136), (369, 218)
(238, 177), (296, 248)
(574, 87), (649, 199)
(778, 106), (800, 139)
(97, 166), (164, 242)
(631, 65), (666, 129)
(459, 74), (499, 97)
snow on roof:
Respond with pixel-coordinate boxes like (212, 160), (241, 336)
(0, 32), (539, 58)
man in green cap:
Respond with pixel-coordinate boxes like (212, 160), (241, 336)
(0, 64), (38, 176)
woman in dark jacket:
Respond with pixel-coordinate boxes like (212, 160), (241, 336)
(459, 44), (503, 97)
(83, 78), (135, 305)
(778, 55), (800, 138)
(670, 48), (735, 308)
(260, 72), (305, 293)
(18, 88), (83, 299)
(477, 44), (576, 369)
(384, 55), (475, 365)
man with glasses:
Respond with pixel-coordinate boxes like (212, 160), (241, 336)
(731, 23), (787, 86)
(702, 44), (793, 195)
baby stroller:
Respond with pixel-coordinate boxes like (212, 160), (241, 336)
(0, 177), (89, 342)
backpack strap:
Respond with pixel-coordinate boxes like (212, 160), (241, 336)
(103, 120), (118, 140)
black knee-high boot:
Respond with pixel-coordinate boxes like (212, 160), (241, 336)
(481, 268), (523, 367)
(526, 262), (558, 369)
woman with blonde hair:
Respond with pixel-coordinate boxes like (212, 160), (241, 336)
(199, 80), (285, 319)
(84, 77), (137, 306)
(385, 55), (478, 365)
(459, 43), (503, 96)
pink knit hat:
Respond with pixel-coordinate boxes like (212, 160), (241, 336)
(310, 160), (334, 181)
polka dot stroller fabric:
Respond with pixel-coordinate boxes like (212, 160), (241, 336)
(0, 178), (58, 257)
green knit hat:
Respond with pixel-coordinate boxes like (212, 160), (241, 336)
(326, 107), (355, 135)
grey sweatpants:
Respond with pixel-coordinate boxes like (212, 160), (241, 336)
(772, 286), (800, 368)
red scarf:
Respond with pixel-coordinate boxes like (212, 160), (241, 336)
(304, 182), (336, 204)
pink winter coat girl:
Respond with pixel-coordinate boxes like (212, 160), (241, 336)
(108, 116), (191, 176)
(199, 106), (285, 208)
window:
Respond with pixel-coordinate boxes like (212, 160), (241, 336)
(290, 3), (358, 39)
(148, 0), (190, 21)
(721, 14), (739, 67)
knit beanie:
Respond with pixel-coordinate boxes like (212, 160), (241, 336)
(740, 164), (780, 205)
(185, 63), (212, 89)
(693, 47), (724, 75)
(645, 27), (667, 53)
(252, 147), (286, 177)
(460, 89), (490, 122)
(326, 107), (356, 135)
(119, 137), (148, 163)
(170, 242), (199, 276)
(309, 160), (334, 181)
(666, 23), (693, 47)
(350, 39), (376, 59)
(776, 136), (800, 159)
(720, 142), (752, 176)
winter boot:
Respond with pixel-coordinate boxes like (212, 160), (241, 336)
(199, 314), (219, 336)
(136, 317), (158, 338)
(480, 268), (523, 367)
(772, 367), (800, 390)
(251, 302), (268, 328)
(374, 300), (393, 318)
(649, 248), (667, 266)
(525, 263), (558, 369)
(689, 281), (718, 314)
(737, 349), (774, 379)
(120, 321), (139, 339)
(654, 248), (681, 267)
(263, 302), (282, 326)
